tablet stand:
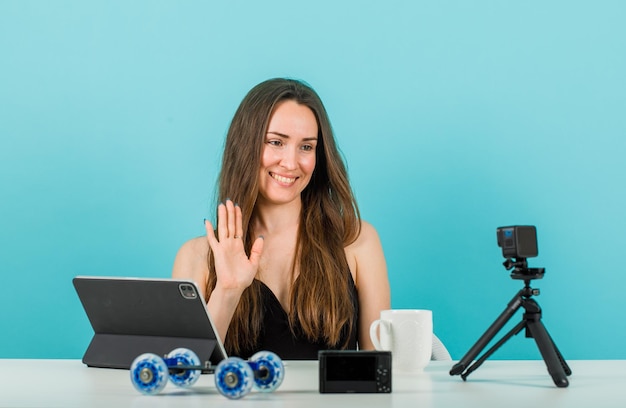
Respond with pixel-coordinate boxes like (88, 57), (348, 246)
(449, 258), (571, 388)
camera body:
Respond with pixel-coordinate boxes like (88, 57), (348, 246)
(497, 225), (538, 259)
(318, 350), (391, 393)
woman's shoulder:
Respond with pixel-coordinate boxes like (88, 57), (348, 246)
(173, 237), (209, 265)
(172, 237), (210, 295)
(177, 236), (209, 255)
(348, 220), (382, 251)
(345, 220), (385, 279)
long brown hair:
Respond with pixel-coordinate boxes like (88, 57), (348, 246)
(206, 78), (361, 355)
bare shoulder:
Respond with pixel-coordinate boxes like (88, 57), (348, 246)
(172, 237), (210, 297)
(347, 220), (382, 253)
(345, 220), (386, 283)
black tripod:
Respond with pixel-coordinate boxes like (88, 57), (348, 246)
(449, 258), (571, 387)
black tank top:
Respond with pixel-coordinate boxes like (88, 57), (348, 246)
(236, 275), (359, 360)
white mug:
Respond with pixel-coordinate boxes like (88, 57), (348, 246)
(369, 309), (433, 372)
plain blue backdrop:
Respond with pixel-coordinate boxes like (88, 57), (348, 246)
(1, 1), (625, 361)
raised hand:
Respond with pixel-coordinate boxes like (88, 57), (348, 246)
(204, 199), (264, 294)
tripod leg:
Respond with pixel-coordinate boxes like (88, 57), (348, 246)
(461, 320), (526, 380)
(525, 313), (569, 388)
(450, 290), (524, 376)
(547, 333), (572, 376)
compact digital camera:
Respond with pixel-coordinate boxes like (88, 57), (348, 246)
(318, 350), (391, 393)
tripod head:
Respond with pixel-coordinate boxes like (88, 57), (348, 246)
(503, 257), (545, 299)
(504, 257), (545, 281)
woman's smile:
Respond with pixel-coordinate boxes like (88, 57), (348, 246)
(269, 172), (297, 186)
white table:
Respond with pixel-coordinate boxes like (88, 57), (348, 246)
(1, 359), (625, 407)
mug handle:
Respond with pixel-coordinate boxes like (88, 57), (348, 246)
(369, 319), (390, 350)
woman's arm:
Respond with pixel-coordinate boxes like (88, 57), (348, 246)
(346, 221), (391, 350)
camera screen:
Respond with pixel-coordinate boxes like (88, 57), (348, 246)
(499, 227), (517, 251)
(326, 355), (376, 381)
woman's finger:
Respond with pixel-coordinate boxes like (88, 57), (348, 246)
(216, 202), (227, 241)
(234, 203), (243, 240)
(249, 235), (264, 267)
(225, 199), (236, 239)
(204, 218), (218, 248)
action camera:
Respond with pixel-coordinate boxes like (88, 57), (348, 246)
(496, 226), (538, 259)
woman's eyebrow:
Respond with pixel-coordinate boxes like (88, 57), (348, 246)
(267, 131), (318, 141)
(267, 131), (290, 138)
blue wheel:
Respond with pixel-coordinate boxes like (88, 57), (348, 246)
(214, 357), (254, 399)
(166, 348), (201, 388)
(250, 351), (284, 392)
(130, 353), (168, 395)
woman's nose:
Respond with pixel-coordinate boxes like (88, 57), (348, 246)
(279, 146), (298, 169)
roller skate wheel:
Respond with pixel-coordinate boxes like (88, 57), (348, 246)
(215, 357), (254, 399)
(250, 351), (285, 392)
(166, 348), (202, 388)
(130, 353), (168, 395)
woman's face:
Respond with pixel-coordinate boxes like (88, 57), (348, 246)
(258, 99), (318, 206)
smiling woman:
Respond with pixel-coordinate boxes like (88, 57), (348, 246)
(172, 78), (391, 359)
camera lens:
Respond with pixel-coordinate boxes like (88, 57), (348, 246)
(179, 283), (197, 299)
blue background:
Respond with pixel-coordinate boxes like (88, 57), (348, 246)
(1, 1), (625, 360)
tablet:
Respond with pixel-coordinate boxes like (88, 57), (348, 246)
(73, 276), (227, 370)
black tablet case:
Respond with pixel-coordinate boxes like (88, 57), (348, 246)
(73, 276), (227, 369)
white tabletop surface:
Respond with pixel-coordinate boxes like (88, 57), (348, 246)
(1, 359), (625, 407)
